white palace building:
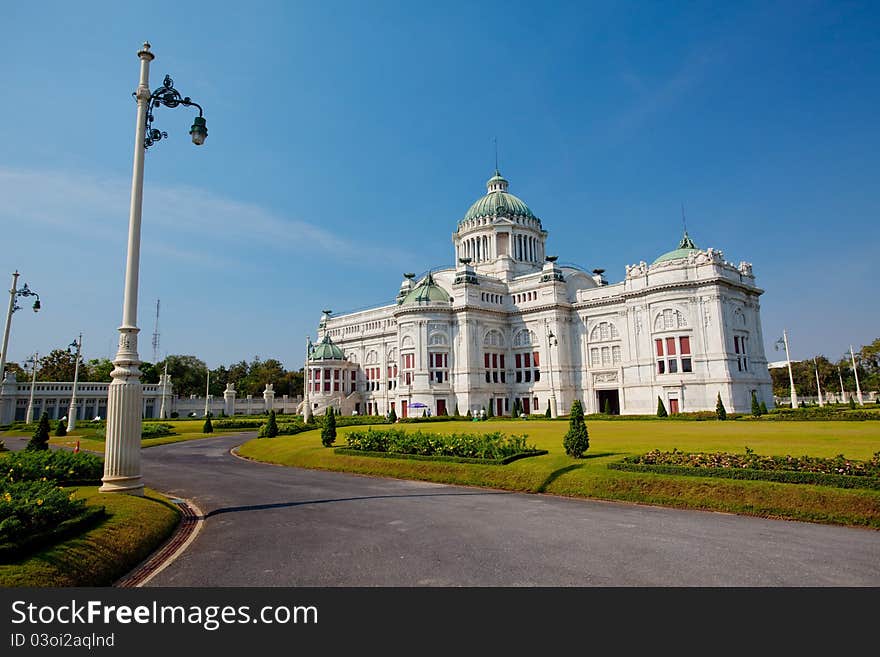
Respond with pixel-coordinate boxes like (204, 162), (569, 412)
(302, 170), (774, 418)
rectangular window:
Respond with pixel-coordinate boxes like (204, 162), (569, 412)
(532, 352), (540, 367)
(524, 370), (531, 382)
(612, 345), (621, 365)
(666, 337), (676, 356)
(734, 336), (740, 354)
(591, 348), (600, 367)
(515, 354), (522, 369)
(655, 339), (664, 357)
(681, 358), (692, 373)
(668, 359), (678, 374)
(516, 371), (522, 383)
(534, 370), (540, 381)
(492, 353), (498, 369)
(658, 360), (665, 374)
(484, 353), (490, 368)
(680, 336), (691, 355)
(524, 353), (531, 368)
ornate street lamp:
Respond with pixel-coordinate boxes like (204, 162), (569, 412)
(66, 334), (83, 432)
(545, 320), (558, 418)
(0, 271), (41, 383)
(101, 42), (208, 496)
(25, 352), (39, 424)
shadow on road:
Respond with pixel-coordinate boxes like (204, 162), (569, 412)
(206, 490), (512, 518)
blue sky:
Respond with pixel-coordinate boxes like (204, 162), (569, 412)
(1, 1), (878, 369)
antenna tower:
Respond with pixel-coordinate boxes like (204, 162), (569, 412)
(151, 299), (161, 363)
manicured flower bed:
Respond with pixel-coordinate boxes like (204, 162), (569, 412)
(1, 450), (103, 484)
(609, 448), (880, 490)
(342, 428), (544, 463)
(0, 480), (105, 559)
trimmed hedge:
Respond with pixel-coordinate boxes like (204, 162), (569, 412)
(608, 461), (880, 491)
(334, 447), (547, 465)
(344, 428), (539, 460)
(93, 422), (174, 440)
(0, 505), (105, 561)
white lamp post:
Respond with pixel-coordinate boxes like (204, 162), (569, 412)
(814, 358), (824, 407)
(67, 333), (83, 432)
(101, 42), (207, 496)
(0, 271), (41, 382)
(545, 320), (558, 418)
(303, 337), (312, 422)
(850, 345), (864, 406)
(25, 351), (38, 424)
(837, 366), (846, 405)
(775, 329), (798, 409)
(159, 362), (168, 419)
(204, 369), (211, 417)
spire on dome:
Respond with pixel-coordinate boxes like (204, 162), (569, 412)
(678, 231), (697, 250)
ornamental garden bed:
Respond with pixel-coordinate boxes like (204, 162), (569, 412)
(609, 448), (880, 491)
(337, 428), (547, 465)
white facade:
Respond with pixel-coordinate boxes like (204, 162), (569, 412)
(304, 170), (774, 418)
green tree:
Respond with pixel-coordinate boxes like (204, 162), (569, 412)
(716, 393), (727, 420)
(603, 398), (612, 415)
(203, 413), (213, 434)
(55, 419), (67, 437)
(156, 355), (208, 398)
(849, 396), (856, 410)
(656, 396), (668, 418)
(262, 410), (279, 438)
(321, 407), (336, 447)
(37, 349), (77, 381)
(545, 400), (552, 418)
(751, 391), (762, 417)
(759, 401), (768, 415)
(26, 412), (51, 451)
(453, 403), (459, 417)
(486, 400), (494, 418)
(563, 399), (590, 458)
(388, 407), (397, 423)
(85, 358), (114, 382)
(513, 398), (522, 417)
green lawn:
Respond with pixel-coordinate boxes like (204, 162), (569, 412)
(237, 419), (880, 528)
(0, 486), (180, 587)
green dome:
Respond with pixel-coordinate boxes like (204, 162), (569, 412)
(309, 334), (345, 361)
(399, 272), (452, 306)
(461, 171), (537, 223)
(653, 232), (700, 265)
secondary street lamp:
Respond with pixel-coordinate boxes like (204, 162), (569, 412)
(850, 345), (864, 406)
(774, 329), (798, 409)
(0, 271), (41, 382)
(25, 352), (39, 424)
(545, 320), (558, 418)
(67, 334), (83, 432)
(101, 42), (208, 496)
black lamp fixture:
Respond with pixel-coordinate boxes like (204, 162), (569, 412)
(143, 74), (207, 149)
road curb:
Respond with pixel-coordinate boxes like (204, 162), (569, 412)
(114, 495), (205, 588)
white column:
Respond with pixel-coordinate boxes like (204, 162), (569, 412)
(102, 42), (154, 496)
(851, 345), (864, 405)
(224, 382), (236, 416)
(158, 364), (168, 419)
(204, 369), (210, 416)
(837, 367), (846, 405)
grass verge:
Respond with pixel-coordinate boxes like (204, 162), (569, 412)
(0, 487), (180, 586)
(237, 419), (880, 529)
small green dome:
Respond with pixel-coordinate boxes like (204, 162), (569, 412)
(653, 232), (700, 265)
(309, 334), (345, 361)
(461, 171), (537, 223)
(399, 272), (452, 306)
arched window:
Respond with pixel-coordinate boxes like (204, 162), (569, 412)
(589, 321), (619, 342)
(483, 329), (505, 347)
(654, 308), (688, 332)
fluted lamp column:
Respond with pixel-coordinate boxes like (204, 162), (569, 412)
(101, 42), (207, 495)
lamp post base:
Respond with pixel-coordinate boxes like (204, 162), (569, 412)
(99, 476), (144, 496)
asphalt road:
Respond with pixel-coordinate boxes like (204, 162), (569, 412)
(120, 434), (880, 587)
